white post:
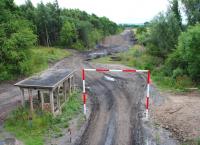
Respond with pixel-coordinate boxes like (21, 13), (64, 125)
(82, 69), (86, 115)
(146, 71), (150, 119)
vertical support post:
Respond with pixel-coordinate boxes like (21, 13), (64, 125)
(146, 70), (150, 119)
(40, 91), (44, 111)
(82, 69), (87, 115)
(56, 87), (61, 112)
(69, 77), (72, 95)
(58, 92), (61, 112)
(20, 88), (25, 107)
(71, 76), (74, 91)
(63, 81), (67, 101)
(50, 89), (54, 116)
(37, 90), (40, 100)
(28, 89), (33, 113)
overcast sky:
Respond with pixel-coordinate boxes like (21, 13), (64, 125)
(14, 0), (169, 24)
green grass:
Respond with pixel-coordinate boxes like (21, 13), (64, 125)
(93, 45), (194, 91)
(93, 45), (144, 67)
(30, 46), (70, 73)
(0, 46), (70, 81)
(4, 91), (82, 145)
(182, 138), (200, 145)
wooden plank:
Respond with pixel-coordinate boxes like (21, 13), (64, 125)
(63, 81), (67, 101)
(69, 77), (72, 94)
(56, 88), (59, 110)
(50, 90), (54, 115)
(58, 91), (61, 112)
(28, 89), (33, 112)
(40, 91), (44, 111)
(72, 75), (74, 91)
(20, 88), (25, 107)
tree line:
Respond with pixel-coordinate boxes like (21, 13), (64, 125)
(136, 0), (200, 85)
(0, 0), (119, 80)
(19, 0), (119, 49)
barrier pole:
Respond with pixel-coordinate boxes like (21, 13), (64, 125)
(82, 69), (87, 115)
(146, 70), (150, 119)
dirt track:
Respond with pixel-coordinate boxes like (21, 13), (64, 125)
(49, 30), (146, 144)
(76, 65), (147, 145)
(0, 30), (179, 145)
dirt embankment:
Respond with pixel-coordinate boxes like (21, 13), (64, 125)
(152, 90), (200, 142)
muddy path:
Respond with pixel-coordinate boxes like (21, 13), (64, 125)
(51, 54), (148, 145)
(0, 30), (178, 145)
(51, 30), (148, 145)
(77, 68), (147, 145)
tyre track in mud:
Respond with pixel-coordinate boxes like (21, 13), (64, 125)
(77, 62), (148, 145)
(49, 30), (148, 144)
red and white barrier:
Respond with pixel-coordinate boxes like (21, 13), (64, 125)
(81, 68), (150, 119)
(146, 70), (150, 119)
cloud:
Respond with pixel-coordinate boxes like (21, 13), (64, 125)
(14, 0), (169, 24)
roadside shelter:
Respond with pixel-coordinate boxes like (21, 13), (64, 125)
(15, 69), (75, 115)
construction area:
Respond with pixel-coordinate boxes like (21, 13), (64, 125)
(0, 30), (200, 145)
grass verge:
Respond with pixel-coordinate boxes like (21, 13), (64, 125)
(182, 138), (200, 145)
(0, 46), (70, 81)
(93, 45), (195, 91)
(4, 91), (82, 145)
(30, 46), (70, 74)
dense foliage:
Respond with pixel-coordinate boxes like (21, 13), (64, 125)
(0, 0), (119, 81)
(166, 24), (200, 82)
(0, 0), (37, 80)
(147, 12), (181, 59)
(181, 0), (200, 25)
(19, 1), (119, 49)
(136, 0), (200, 85)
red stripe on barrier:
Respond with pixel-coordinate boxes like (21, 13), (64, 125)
(147, 71), (150, 84)
(146, 97), (149, 109)
(96, 68), (109, 72)
(82, 69), (85, 80)
(123, 69), (136, 72)
(82, 93), (87, 104)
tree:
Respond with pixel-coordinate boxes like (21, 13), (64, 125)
(18, 2), (119, 49)
(60, 21), (77, 47)
(181, 0), (200, 25)
(19, 0), (35, 23)
(170, 0), (182, 29)
(35, 2), (51, 46)
(176, 24), (200, 82)
(0, 0), (37, 79)
(146, 12), (181, 59)
(77, 21), (92, 48)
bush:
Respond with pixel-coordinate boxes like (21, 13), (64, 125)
(172, 67), (184, 79)
(71, 40), (85, 51)
(5, 91), (82, 145)
(136, 26), (150, 45)
(164, 48), (186, 76)
(176, 24), (200, 82)
(60, 21), (77, 47)
(146, 12), (181, 59)
(0, 18), (37, 80)
(176, 75), (193, 89)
